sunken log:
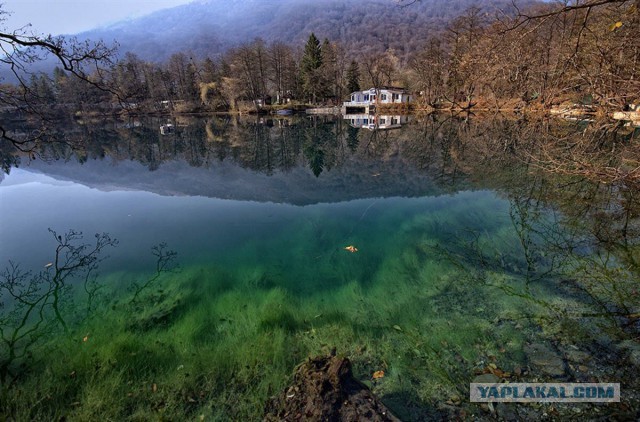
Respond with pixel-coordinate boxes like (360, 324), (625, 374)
(264, 354), (400, 422)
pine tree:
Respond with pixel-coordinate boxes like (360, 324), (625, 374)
(301, 33), (322, 74)
(301, 33), (323, 103)
(321, 38), (342, 103)
(29, 74), (55, 104)
(346, 60), (361, 94)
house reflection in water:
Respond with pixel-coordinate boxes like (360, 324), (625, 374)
(343, 114), (409, 130)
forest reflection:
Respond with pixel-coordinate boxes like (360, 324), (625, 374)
(1, 113), (638, 419)
(63, 111), (636, 336)
(8, 115), (638, 243)
(4, 112), (638, 196)
(4, 113), (639, 249)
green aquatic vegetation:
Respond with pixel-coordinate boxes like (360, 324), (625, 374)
(129, 243), (179, 305)
(2, 189), (637, 420)
(0, 230), (117, 398)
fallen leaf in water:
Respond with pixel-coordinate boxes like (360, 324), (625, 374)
(152, 383), (157, 393)
(82, 335), (89, 342)
(372, 370), (385, 379)
(44, 263), (53, 268)
(344, 245), (358, 253)
(487, 365), (510, 378)
(609, 21), (623, 31)
(393, 325), (403, 332)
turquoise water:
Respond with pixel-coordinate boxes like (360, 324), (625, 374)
(0, 116), (638, 420)
(0, 167), (511, 297)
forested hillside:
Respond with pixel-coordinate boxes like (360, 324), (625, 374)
(82, 0), (524, 63)
(2, 0), (639, 136)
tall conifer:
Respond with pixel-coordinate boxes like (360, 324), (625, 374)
(301, 33), (323, 103)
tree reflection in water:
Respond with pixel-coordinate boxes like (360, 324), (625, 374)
(1, 113), (638, 418)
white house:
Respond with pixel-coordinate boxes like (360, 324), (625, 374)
(342, 87), (412, 113)
(343, 114), (409, 130)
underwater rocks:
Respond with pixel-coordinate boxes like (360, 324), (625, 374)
(127, 300), (181, 331)
(564, 349), (591, 364)
(264, 354), (400, 422)
(618, 340), (640, 368)
(473, 373), (500, 384)
(524, 343), (566, 377)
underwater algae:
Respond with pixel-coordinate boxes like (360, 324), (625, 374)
(2, 133), (638, 421)
(2, 188), (559, 420)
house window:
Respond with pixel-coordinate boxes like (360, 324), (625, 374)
(392, 93), (399, 101)
(380, 118), (386, 124)
(351, 95), (355, 102)
(364, 94), (369, 101)
(381, 94), (387, 101)
(364, 119), (369, 124)
(392, 118), (398, 125)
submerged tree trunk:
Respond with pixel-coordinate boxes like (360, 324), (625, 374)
(264, 354), (400, 421)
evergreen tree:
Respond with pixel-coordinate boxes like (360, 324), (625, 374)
(301, 33), (323, 103)
(301, 33), (322, 74)
(346, 60), (361, 94)
(29, 74), (55, 104)
(320, 38), (340, 103)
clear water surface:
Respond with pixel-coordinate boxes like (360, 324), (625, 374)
(0, 115), (637, 420)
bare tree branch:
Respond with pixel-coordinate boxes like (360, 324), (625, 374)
(0, 6), (118, 154)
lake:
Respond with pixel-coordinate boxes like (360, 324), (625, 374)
(0, 114), (638, 420)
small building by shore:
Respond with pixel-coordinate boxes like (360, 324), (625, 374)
(342, 87), (412, 114)
(343, 114), (409, 130)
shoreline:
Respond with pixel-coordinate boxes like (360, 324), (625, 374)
(67, 107), (639, 127)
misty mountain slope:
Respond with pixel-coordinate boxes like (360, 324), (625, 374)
(0, 0), (536, 82)
(79, 0), (528, 62)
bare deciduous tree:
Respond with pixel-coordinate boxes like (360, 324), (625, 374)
(0, 230), (117, 394)
(0, 7), (117, 152)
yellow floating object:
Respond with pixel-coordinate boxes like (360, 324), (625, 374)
(372, 370), (385, 379)
(609, 21), (623, 31)
(344, 245), (358, 253)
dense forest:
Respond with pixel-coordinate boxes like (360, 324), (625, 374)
(2, 0), (640, 121)
(79, 0), (522, 63)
